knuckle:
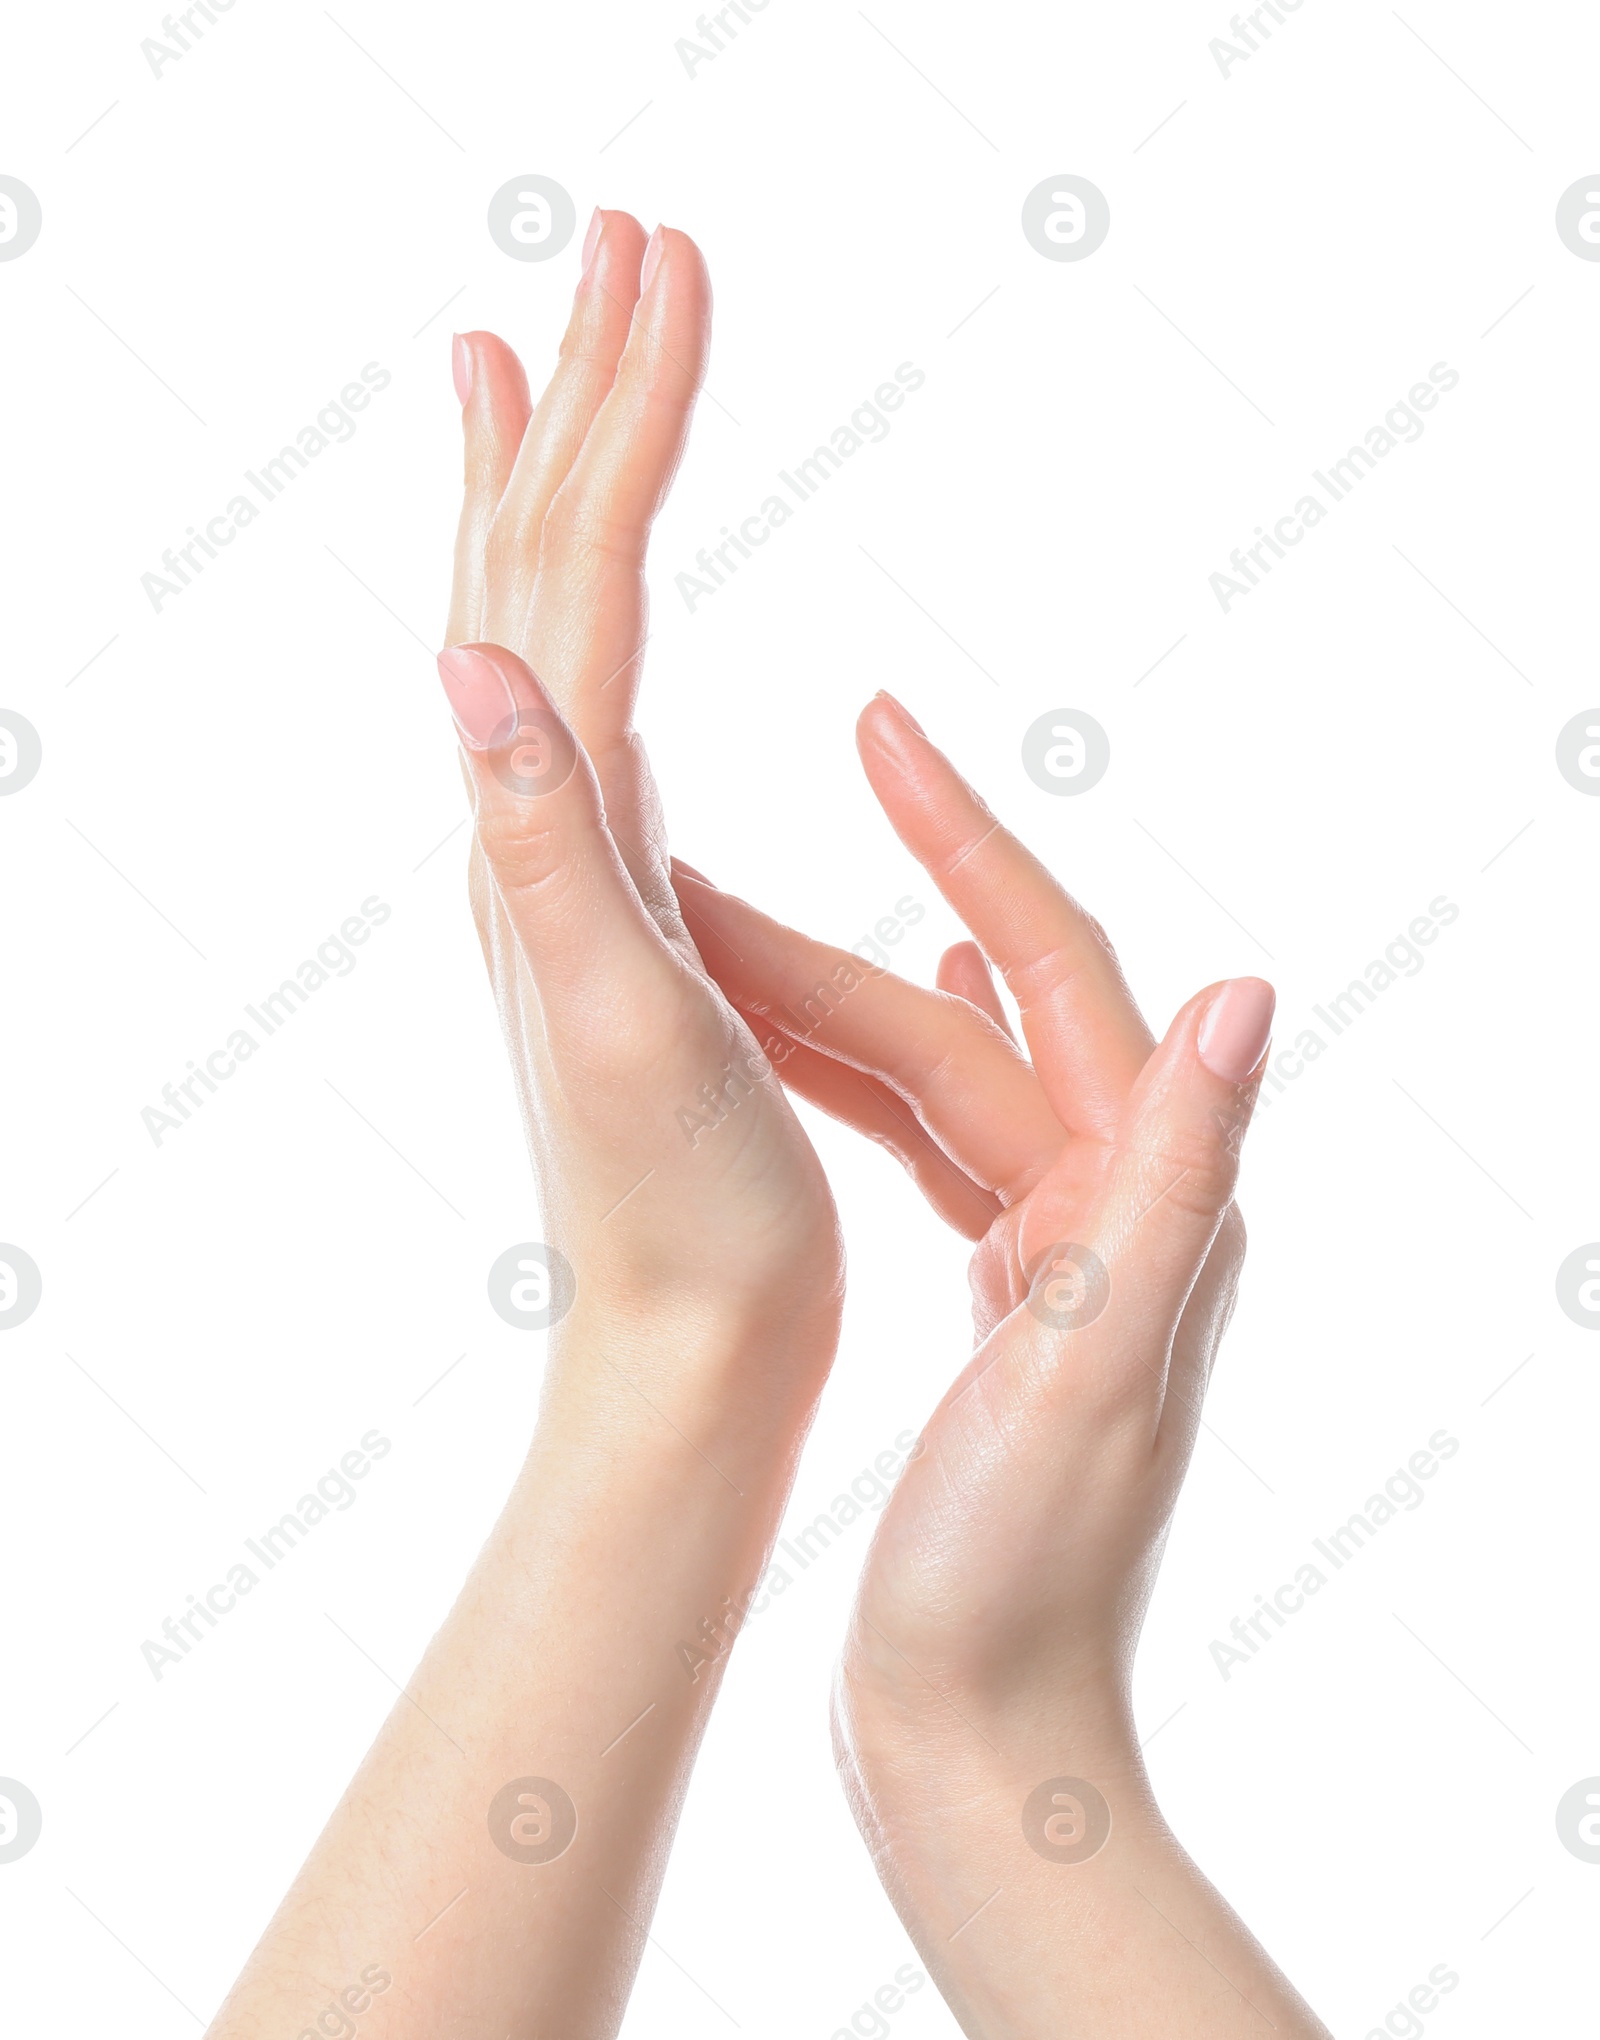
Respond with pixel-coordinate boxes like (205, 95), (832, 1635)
(475, 803), (567, 897)
(483, 504), (537, 584)
(1011, 939), (1093, 1011)
(1130, 1121), (1239, 1222)
(540, 492), (648, 571)
(556, 334), (621, 378)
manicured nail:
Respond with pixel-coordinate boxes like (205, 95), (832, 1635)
(452, 333), (473, 409)
(580, 206), (603, 280)
(437, 644), (516, 751)
(1197, 978), (1275, 1083)
(674, 860), (716, 886)
(640, 225), (665, 295)
(875, 690), (926, 738)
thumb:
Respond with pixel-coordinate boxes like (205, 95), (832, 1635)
(1088, 976), (1273, 1346)
(436, 641), (677, 1027)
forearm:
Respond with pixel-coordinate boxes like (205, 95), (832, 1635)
(840, 1690), (1331, 2040)
(207, 1309), (821, 2040)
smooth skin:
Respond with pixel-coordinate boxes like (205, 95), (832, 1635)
(673, 706), (1334, 2035)
(206, 208), (1329, 2039)
(207, 213), (844, 2040)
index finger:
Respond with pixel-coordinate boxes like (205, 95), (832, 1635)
(856, 693), (1153, 1138)
(522, 226), (712, 763)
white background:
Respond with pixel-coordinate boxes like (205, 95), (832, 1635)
(3, 0), (1598, 2032)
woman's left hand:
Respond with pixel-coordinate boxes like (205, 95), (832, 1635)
(444, 213), (843, 1369)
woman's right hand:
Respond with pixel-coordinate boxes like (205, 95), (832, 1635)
(673, 695), (1331, 2037)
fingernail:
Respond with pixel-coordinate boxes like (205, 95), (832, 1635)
(640, 225), (665, 295)
(580, 206), (603, 281)
(875, 690), (926, 738)
(437, 644), (517, 751)
(452, 333), (473, 409)
(674, 860), (716, 886)
(1197, 978), (1275, 1083)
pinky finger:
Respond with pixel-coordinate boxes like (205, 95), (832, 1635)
(936, 941), (1015, 1042)
(447, 332), (533, 646)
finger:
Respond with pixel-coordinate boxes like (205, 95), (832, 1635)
(671, 862), (1061, 1200)
(437, 642), (681, 1032)
(446, 331), (532, 646)
(526, 226), (712, 762)
(481, 210), (651, 653)
(936, 940), (1015, 1040)
(856, 693), (1152, 1139)
(746, 1030), (1000, 1240)
(1071, 977), (1272, 1424)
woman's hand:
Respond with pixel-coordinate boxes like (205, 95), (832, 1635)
(445, 213), (842, 1373)
(208, 215), (846, 2040)
(672, 693), (1331, 2037)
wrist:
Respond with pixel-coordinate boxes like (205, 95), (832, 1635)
(839, 1603), (1140, 1767)
(492, 1308), (842, 1694)
(837, 1659), (1149, 1839)
(551, 1175), (846, 1360)
(835, 1627), (1156, 1924)
(543, 1287), (839, 1457)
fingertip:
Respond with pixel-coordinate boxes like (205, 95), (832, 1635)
(595, 207), (646, 240)
(856, 694), (963, 824)
(879, 690), (927, 737)
(856, 691), (925, 771)
(937, 940), (1014, 1037)
(859, 689), (922, 735)
(437, 642), (564, 753)
(436, 643), (520, 752)
(454, 330), (532, 424)
(580, 204), (603, 277)
(1195, 977), (1276, 1084)
(653, 223), (709, 277)
(640, 226), (713, 326)
(582, 209), (648, 291)
(640, 224), (664, 294)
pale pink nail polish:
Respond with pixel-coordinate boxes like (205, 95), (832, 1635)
(437, 645), (516, 751)
(580, 206), (603, 280)
(1197, 978), (1275, 1083)
(640, 225), (665, 295)
(875, 690), (926, 738)
(452, 334), (472, 409)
